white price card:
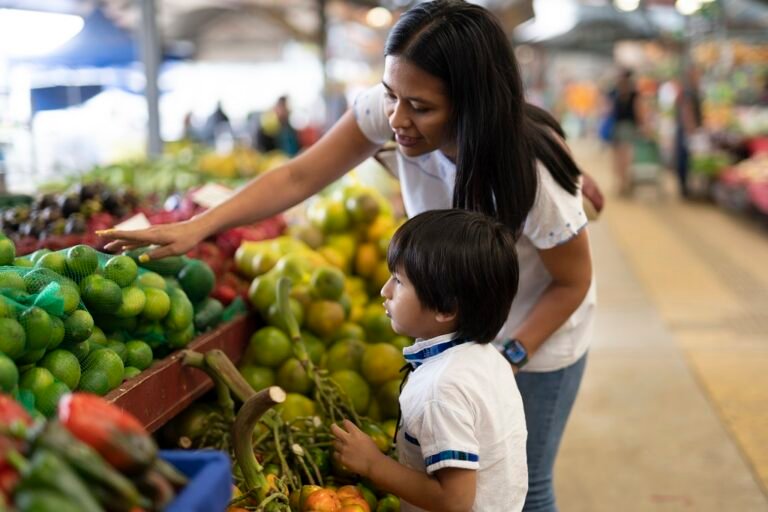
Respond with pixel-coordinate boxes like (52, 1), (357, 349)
(190, 183), (235, 209)
(113, 212), (151, 231)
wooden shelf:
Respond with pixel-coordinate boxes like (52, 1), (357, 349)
(106, 315), (257, 432)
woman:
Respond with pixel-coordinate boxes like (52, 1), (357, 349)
(103, 2), (594, 510)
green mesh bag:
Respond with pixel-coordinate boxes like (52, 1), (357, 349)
(1, 244), (203, 374)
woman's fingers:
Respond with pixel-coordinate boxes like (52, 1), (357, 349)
(146, 244), (183, 260)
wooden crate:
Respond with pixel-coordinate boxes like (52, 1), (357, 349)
(106, 315), (256, 432)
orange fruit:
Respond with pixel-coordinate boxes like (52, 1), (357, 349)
(104, 255), (138, 287)
(0, 238), (15, 266)
(360, 343), (404, 387)
(19, 367), (55, 397)
(64, 309), (94, 343)
(345, 193), (380, 225)
(245, 327), (292, 368)
(82, 276), (123, 314)
(65, 244), (99, 281)
(306, 300), (345, 338)
(0, 354), (18, 392)
(39, 349), (81, 390)
(375, 495), (400, 512)
(354, 243), (379, 278)
(369, 262), (391, 296)
(308, 198), (350, 234)
(142, 287), (171, 321)
(239, 365), (275, 392)
(328, 322), (366, 344)
(20, 306), (52, 351)
(82, 348), (124, 390)
(318, 246), (347, 273)
(0, 271), (25, 292)
(35, 251), (66, 274)
(330, 370), (370, 414)
(325, 339), (366, 373)
(277, 393), (316, 423)
(124, 340), (153, 370)
(310, 266), (345, 301)
(248, 273), (277, 313)
(276, 358), (313, 395)
(0, 318), (26, 359)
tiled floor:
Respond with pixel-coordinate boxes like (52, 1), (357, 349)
(555, 141), (768, 511)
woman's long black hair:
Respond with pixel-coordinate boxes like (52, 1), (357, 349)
(385, 0), (582, 236)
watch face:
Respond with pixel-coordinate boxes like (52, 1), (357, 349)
(503, 341), (527, 365)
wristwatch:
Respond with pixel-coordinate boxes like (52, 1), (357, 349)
(501, 338), (529, 369)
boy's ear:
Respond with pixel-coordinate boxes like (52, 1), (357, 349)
(434, 310), (457, 324)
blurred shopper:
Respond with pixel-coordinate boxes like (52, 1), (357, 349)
(609, 69), (641, 195)
(759, 72), (768, 106)
(181, 112), (197, 142)
(203, 101), (233, 146)
(102, 3), (597, 510)
(674, 66), (703, 198)
(255, 96), (300, 156)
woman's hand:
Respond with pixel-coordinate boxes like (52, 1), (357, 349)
(98, 219), (207, 259)
(331, 419), (383, 478)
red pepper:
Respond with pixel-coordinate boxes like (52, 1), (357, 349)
(0, 395), (32, 428)
(58, 393), (157, 474)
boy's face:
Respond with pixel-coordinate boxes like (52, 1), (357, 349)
(380, 268), (456, 340)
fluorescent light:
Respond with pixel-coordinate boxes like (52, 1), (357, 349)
(615, 0), (640, 12)
(366, 7), (393, 28)
(676, 0), (702, 16)
(0, 8), (84, 58)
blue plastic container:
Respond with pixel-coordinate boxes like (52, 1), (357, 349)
(161, 450), (233, 512)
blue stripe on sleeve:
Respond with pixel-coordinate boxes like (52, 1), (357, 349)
(424, 450), (479, 467)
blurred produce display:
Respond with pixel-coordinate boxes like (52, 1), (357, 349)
(0, 392), (191, 511)
(0, 235), (238, 418)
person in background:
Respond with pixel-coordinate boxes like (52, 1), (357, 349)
(610, 69), (641, 196)
(674, 66), (703, 198)
(758, 72), (768, 107)
(181, 112), (197, 142)
(333, 209), (527, 511)
(101, 3), (598, 509)
(203, 101), (232, 146)
(255, 95), (300, 156)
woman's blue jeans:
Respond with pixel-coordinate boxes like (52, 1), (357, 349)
(516, 353), (588, 512)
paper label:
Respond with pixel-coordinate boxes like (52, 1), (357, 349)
(114, 212), (151, 231)
(191, 183), (235, 209)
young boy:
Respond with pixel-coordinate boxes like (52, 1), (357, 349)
(331, 209), (527, 512)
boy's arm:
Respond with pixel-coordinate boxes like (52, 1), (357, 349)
(331, 420), (476, 512)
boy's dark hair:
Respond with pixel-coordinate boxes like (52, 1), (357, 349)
(387, 209), (519, 343)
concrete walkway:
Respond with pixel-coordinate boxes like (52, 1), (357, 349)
(555, 142), (768, 511)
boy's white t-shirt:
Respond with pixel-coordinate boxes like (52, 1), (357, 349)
(396, 332), (528, 512)
(353, 84), (596, 372)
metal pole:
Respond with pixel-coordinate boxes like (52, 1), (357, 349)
(139, 0), (162, 158)
(317, 0), (329, 115)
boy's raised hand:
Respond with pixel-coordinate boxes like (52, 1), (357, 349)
(331, 419), (383, 477)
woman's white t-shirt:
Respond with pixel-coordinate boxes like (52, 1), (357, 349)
(353, 84), (596, 372)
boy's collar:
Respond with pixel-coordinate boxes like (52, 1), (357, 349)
(403, 332), (471, 368)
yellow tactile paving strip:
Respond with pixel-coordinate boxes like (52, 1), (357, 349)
(590, 152), (768, 494)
